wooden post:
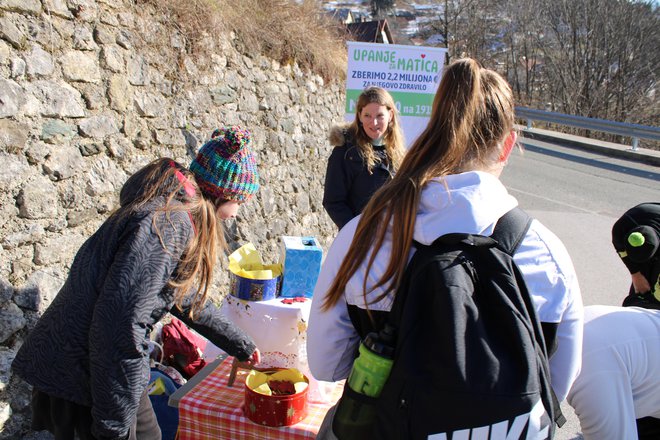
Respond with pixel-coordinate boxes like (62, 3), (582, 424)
(227, 357), (252, 387)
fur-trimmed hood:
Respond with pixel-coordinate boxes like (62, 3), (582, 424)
(329, 123), (353, 146)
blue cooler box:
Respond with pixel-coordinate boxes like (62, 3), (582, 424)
(279, 236), (323, 298)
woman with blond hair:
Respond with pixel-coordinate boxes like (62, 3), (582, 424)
(323, 86), (406, 230)
(309, 59), (583, 438)
(13, 127), (261, 440)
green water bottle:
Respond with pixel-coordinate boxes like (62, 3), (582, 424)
(332, 324), (396, 439)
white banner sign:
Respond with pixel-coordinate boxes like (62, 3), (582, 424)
(345, 41), (447, 147)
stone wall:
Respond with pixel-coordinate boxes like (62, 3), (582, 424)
(0, 0), (343, 437)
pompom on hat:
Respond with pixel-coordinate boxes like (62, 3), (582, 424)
(624, 225), (659, 263)
(189, 126), (260, 202)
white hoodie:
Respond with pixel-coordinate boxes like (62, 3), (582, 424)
(567, 305), (660, 439)
(307, 171), (583, 402)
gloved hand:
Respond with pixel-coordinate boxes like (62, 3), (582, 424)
(622, 291), (660, 310)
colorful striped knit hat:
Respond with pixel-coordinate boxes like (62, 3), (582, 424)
(189, 126), (260, 202)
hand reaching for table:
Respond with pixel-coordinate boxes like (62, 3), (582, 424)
(247, 348), (261, 366)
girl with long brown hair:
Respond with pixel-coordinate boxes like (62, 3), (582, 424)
(323, 86), (406, 230)
(308, 59), (583, 437)
(13, 127), (261, 440)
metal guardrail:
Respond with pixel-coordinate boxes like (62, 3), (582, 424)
(515, 106), (660, 151)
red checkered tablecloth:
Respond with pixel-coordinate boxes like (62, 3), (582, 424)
(177, 357), (342, 440)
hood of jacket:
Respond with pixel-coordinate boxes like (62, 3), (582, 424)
(412, 171), (518, 245)
(329, 123), (354, 147)
(338, 171), (518, 310)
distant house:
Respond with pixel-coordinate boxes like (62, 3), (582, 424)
(346, 19), (395, 44)
(330, 8), (355, 24)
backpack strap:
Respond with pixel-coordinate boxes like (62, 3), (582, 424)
(493, 208), (567, 428)
(491, 207), (532, 256)
(387, 240), (426, 324)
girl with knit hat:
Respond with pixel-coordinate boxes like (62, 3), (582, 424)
(13, 126), (261, 440)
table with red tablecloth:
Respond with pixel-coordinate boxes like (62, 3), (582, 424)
(177, 356), (342, 440)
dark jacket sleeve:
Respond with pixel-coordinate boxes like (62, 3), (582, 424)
(172, 299), (257, 362)
(323, 146), (355, 229)
(89, 210), (191, 439)
(612, 203), (660, 274)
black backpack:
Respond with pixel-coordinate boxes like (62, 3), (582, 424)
(371, 208), (563, 439)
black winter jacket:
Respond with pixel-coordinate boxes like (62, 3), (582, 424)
(12, 166), (256, 439)
(322, 125), (394, 229)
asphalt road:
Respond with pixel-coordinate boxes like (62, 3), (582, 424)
(502, 137), (660, 439)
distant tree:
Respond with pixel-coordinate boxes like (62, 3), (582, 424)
(421, 0), (480, 63)
(500, 0), (545, 106)
(457, 0), (503, 66)
(371, 0), (396, 19)
(418, 0), (659, 135)
(535, 0), (659, 126)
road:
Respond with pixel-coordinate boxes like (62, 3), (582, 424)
(502, 137), (660, 439)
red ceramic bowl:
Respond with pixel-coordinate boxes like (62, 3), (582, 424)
(243, 370), (309, 427)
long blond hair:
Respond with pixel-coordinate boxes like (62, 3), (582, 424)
(322, 59), (515, 312)
(349, 86), (406, 173)
(117, 158), (225, 318)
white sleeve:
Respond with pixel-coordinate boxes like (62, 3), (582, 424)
(307, 225), (362, 382)
(548, 271), (583, 401)
(515, 220), (584, 402)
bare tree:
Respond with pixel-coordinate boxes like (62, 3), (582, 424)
(416, 0), (659, 136)
(454, 0), (498, 64)
(500, 0), (545, 106)
(536, 0), (659, 126)
(606, 1), (659, 125)
(422, 0), (479, 63)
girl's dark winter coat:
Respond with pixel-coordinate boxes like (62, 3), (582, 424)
(12, 168), (256, 439)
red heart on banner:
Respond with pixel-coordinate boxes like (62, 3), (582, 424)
(421, 54), (426, 58)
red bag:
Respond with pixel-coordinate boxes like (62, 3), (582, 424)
(161, 318), (208, 378)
